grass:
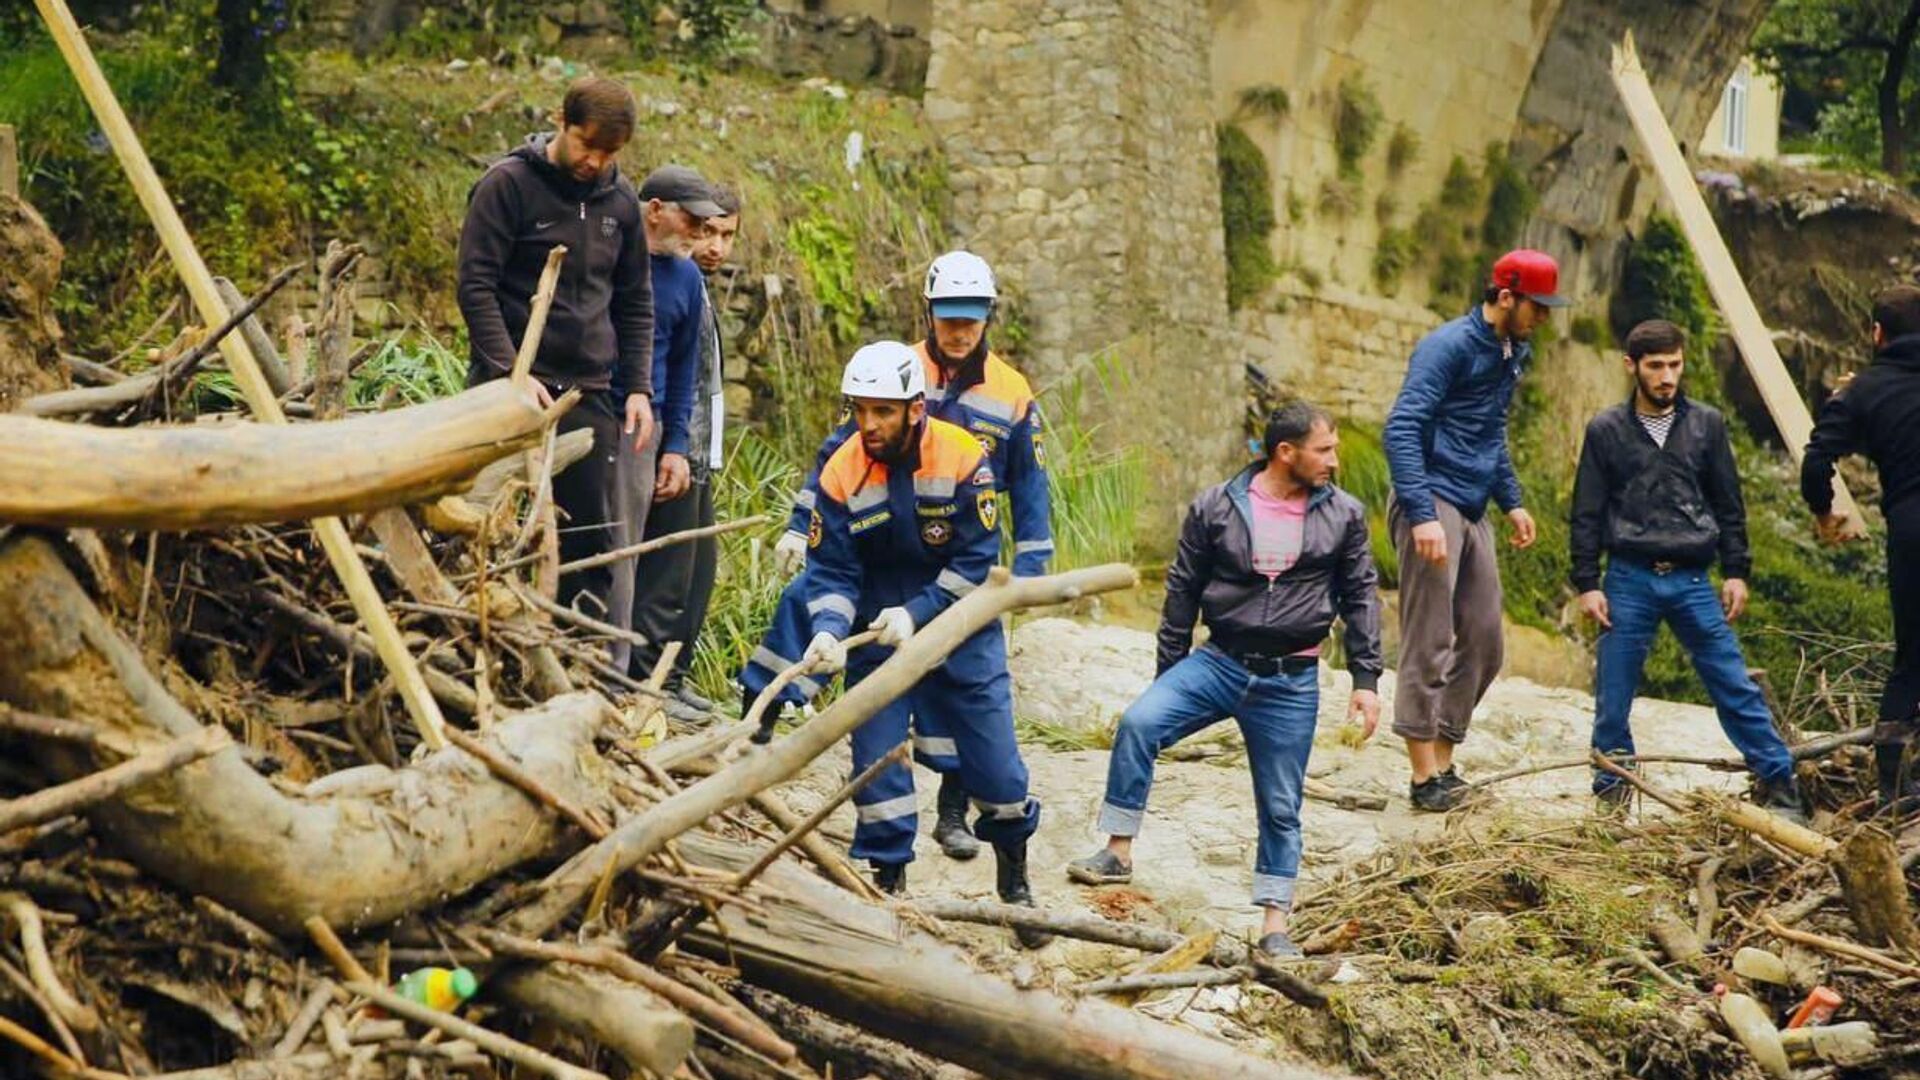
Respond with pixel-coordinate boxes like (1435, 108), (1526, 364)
(688, 427), (803, 702)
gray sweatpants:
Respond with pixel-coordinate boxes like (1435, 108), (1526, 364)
(607, 421), (661, 675)
(1389, 496), (1504, 743)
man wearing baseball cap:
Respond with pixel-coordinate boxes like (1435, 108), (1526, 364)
(1382, 248), (1567, 812)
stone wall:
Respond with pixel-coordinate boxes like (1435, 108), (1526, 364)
(1234, 285), (1432, 426)
(925, 0), (1239, 542)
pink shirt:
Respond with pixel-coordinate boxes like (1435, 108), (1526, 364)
(1248, 483), (1320, 657)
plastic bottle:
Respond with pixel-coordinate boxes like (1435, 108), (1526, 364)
(1781, 1022), (1878, 1066)
(395, 967), (479, 1012)
(1717, 987), (1791, 1079)
(1785, 985), (1842, 1029)
(1731, 947), (1790, 986)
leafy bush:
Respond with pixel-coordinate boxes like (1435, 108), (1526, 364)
(1236, 84), (1291, 123)
(1386, 123), (1420, 178)
(1217, 123), (1278, 310)
(1372, 225), (1417, 293)
(1334, 422), (1398, 588)
(1614, 213), (1721, 351)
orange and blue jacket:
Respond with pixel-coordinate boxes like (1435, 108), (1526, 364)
(805, 417), (1001, 639)
(788, 341), (1054, 575)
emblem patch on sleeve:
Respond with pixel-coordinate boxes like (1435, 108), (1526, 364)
(920, 519), (952, 546)
(975, 432), (998, 455)
(977, 489), (998, 531)
(807, 509), (823, 549)
(1032, 433), (1047, 469)
(972, 464), (994, 488)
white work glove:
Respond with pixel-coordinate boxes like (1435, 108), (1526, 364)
(870, 606), (915, 648)
(803, 631), (846, 674)
(774, 530), (808, 578)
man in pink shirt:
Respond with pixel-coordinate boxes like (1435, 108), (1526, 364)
(1066, 402), (1383, 958)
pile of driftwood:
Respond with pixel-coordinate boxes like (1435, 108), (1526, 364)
(0, 218), (1371, 1078)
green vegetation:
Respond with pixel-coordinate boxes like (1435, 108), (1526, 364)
(1217, 123), (1278, 310)
(1332, 75), (1383, 180)
(1234, 83), (1291, 124)
(1614, 213), (1720, 349)
(1034, 350), (1146, 570)
(1386, 123), (1420, 178)
(1332, 422), (1398, 589)
(1371, 224), (1416, 293)
(1401, 143), (1537, 315)
(1754, 0), (1920, 177)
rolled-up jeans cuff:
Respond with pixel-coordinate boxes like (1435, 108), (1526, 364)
(1096, 802), (1143, 837)
(1252, 873), (1296, 910)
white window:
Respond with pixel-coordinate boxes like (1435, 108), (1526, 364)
(1723, 66), (1750, 156)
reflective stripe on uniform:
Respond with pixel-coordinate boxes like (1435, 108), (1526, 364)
(846, 485), (888, 513)
(957, 389), (1018, 423)
(913, 735), (958, 758)
(935, 569), (978, 598)
(1015, 540), (1054, 555)
(856, 792), (920, 824)
(913, 476), (957, 499)
(971, 796), (1029, 820)
(808, 594), (856, 621)
(793, 489), (817, 511)
(751, 644), (799, 672)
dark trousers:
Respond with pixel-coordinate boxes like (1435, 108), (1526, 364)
(1882, 500), (1920, 723)
(549, 389), (622, 621)
(630, 474), (717, 684)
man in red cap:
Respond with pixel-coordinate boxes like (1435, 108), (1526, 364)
(1382, 249), (1567, 812)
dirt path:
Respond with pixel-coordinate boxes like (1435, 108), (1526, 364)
(775, 616), (1754, 944)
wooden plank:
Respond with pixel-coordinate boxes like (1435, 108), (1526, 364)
(0, 124), (17, 199)
(1609, 32), (1866, 535)
(30, 0), (452, 748)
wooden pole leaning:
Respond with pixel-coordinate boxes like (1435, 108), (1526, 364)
(511, 247), (569, 389)
(31, 0), (450, 749)
(1610, 32), (1866, 536)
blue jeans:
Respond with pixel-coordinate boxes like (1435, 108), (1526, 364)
(1097, 645), (1320, 909)
(1592, 559), (1794, 792)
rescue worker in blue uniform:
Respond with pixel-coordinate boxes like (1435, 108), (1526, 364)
(798, 341), (1049, 947)
(740, 252), (1051, 864)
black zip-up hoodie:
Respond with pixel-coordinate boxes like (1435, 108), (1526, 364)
(1568, 393), (1751, 593)
(1158, 465), (1384, 690)
(456, 133), (654, 394)
(1803, 333), (1920, 516)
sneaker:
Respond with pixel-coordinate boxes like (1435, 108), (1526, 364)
(1754, 775), (1811, 827)
(1256, 931), (1303, 960)
(1066, 849), (1133, 885)
(931, 774), (979, 861)
(1409, 775), (1463, 813)
(664, 696), (710, 724)
(1594, 782), (1632, 815)
(675, 684), (716, 713)
(1436, 766), (1468, 792)
(872, 862), (907, 896)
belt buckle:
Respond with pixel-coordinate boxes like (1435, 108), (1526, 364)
(1242, 654), (1280, 677)
(1651, 560), (1675, 575)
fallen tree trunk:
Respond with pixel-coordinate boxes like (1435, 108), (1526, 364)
(0, 535), (611, 933)
(0, 378), (556, 530)
(508, 564), (1140, 938)
(675, 833), (1350, 1080)
(488, 960), (697, 1076)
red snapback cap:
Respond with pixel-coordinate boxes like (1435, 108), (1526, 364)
(1489, 249), (1570, 308)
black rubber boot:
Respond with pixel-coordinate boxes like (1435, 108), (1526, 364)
(1873, 721), (1920, 814)
(931, 773), (980, 861)
(993, 839), (1052, 950)
(872, 862), (907, 896)
(748, 686), (782, 745)
(1754, 773), (1811, 827)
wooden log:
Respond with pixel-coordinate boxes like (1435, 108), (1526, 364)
(213, 275), (292, 396)
(506, 565), (1139, 938)
(348, 977), (612, 1080)
(0, 123), (15, 200)
(28, 0), (447, 750)
(0, 379), (556, 530)
(313, 241), (360, 421)
(0, 725), (229, 836)
(1831, 826), (1920, 953)
(0, 536), (611, 933)
(730, 985), (983, 1080)
(674, 832), (1350, 1080)
(487, 963), (692, 1077)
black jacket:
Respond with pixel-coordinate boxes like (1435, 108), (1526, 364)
(456, 134), (654, 394)
(1569, 394), (1750, 593)
(1158, 466), (1384, 690)
(1802, 333), (1920, 516)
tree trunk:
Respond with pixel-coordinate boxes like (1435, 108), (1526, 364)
(1878, 0), (1920, 175)
(674, 833), (1350, 1080)
(0, 535), (611, 934)
(0, 378), (556, 530)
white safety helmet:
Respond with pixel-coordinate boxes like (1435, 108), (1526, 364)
(924, 250), (998, 321)
(840, 340), (927, 401)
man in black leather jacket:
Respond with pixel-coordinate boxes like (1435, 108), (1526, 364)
(1570, 319), (1805, 821)
(1065, 402), (1382, 958)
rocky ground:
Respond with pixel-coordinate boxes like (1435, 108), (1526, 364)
(775, 615), (1755, 943)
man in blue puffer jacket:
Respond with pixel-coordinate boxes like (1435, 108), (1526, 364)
(1383, 249), (1564, 812)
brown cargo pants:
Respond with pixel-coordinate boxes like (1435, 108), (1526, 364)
(1388, 496), (1504, 744)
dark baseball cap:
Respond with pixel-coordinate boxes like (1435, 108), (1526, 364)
(639, 165), (724, 219)
(1489, 249), (1570, 308)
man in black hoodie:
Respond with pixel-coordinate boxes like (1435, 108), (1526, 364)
(457, 77), (655, 621)
(1803, 284), (1920, 812)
